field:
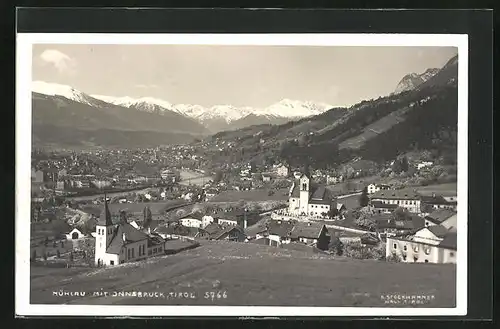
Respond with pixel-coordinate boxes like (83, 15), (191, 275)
(415, 183), (457, 196)
(210, 188), (290, 202)
(31, 240), (456, 307)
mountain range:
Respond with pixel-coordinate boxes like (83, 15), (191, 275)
(199, 54), (459, 170)
(32, 81), (334, 134)
(30, 54), (457, 150)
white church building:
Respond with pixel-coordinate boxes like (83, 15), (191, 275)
(94, 198), (165, 266)
(288, 174), (336, 217)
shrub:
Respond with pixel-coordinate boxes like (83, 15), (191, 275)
(343, 242), (385, 260)
(386, 252), (401, 263)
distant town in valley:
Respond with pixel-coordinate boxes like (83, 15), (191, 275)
(28, 46), (459, 307)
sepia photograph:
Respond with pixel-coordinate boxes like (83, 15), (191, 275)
(16, 33), (468, 317)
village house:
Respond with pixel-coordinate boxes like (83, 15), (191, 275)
(326, 175), (343, 185)
(266, 220), (295, 246)
(367, 183), (391, 195)
(288, 174), (336, 217)
(370, 189), (422, 214)
(386, 225), (456, 264)
(423, 209), (457, 231)
(212, 210), (249, 229)
(255, 220), (330, 250)
(420, 193), (457, 211)
(369, 200), (399, 214)
(374, 213), (426, 237)
(94, 198), (166, 266)
(275, 163), (290, 177)
(178, 213), (203, 228)
(203, 223), (247, 242)
(288, 222), (330, 250)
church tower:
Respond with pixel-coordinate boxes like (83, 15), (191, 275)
(299, 174), (310, 215)
(94, 193), (114, 266)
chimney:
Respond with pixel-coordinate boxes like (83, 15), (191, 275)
(432, 192), (436, 198)
(122, 233), (126, 242)
(243, 219), (247, 229)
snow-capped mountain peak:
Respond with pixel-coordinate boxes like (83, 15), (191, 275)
(32, 81), (101, 106)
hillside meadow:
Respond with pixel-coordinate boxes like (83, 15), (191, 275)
(31, 240), (456, 307)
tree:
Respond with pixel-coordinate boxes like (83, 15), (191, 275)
(327, 208), (339, 219)
(44, 237), (49, 247)
(43, 252), (48, 261)
(393, 207), (411, 221)
(392, 159), (403, 174)
(143, 206), (153, 228)
(56, 249), (61, 258)
(329, 237), (344, 256)
(401, 156), (409, 172)
(354, 212), (377, 231)
(213, 170), (223, 183)
(120, 210), (128, 224)
(69, 252), (74, 262)
(359, 187), (370, 207)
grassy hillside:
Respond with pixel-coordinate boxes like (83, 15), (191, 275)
(198, 56), (458, 171)
(31, 240), (456, 307)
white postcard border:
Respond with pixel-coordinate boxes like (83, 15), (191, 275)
(16, 33), (468, 317)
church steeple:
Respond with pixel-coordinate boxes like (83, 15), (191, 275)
(98, 192), (113, 226)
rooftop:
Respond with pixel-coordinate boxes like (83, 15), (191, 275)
(289, 222), (327, 239)
(426, 225), (451, 238)
(425, 209), (457, 225)
(105, 223), (149, 254)
(438, 232), (457, 250)
(371, 189), (421, 200)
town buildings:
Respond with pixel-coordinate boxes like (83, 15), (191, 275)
(252, 220), (330, 250)
(94, 198), (166, 266)
(367, 183), (391, 195)
(370, 189), (422, 214)
(288, 174), (336, 217)
(420, 193), (457, 211)
(423, 209), (457, 231)
(385, 225), (457, 264)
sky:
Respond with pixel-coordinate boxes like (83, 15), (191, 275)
(32, 44), (458, 108)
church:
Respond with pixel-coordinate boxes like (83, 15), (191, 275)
(94, 197), (166, 266)
(288, 173), (336, 217)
